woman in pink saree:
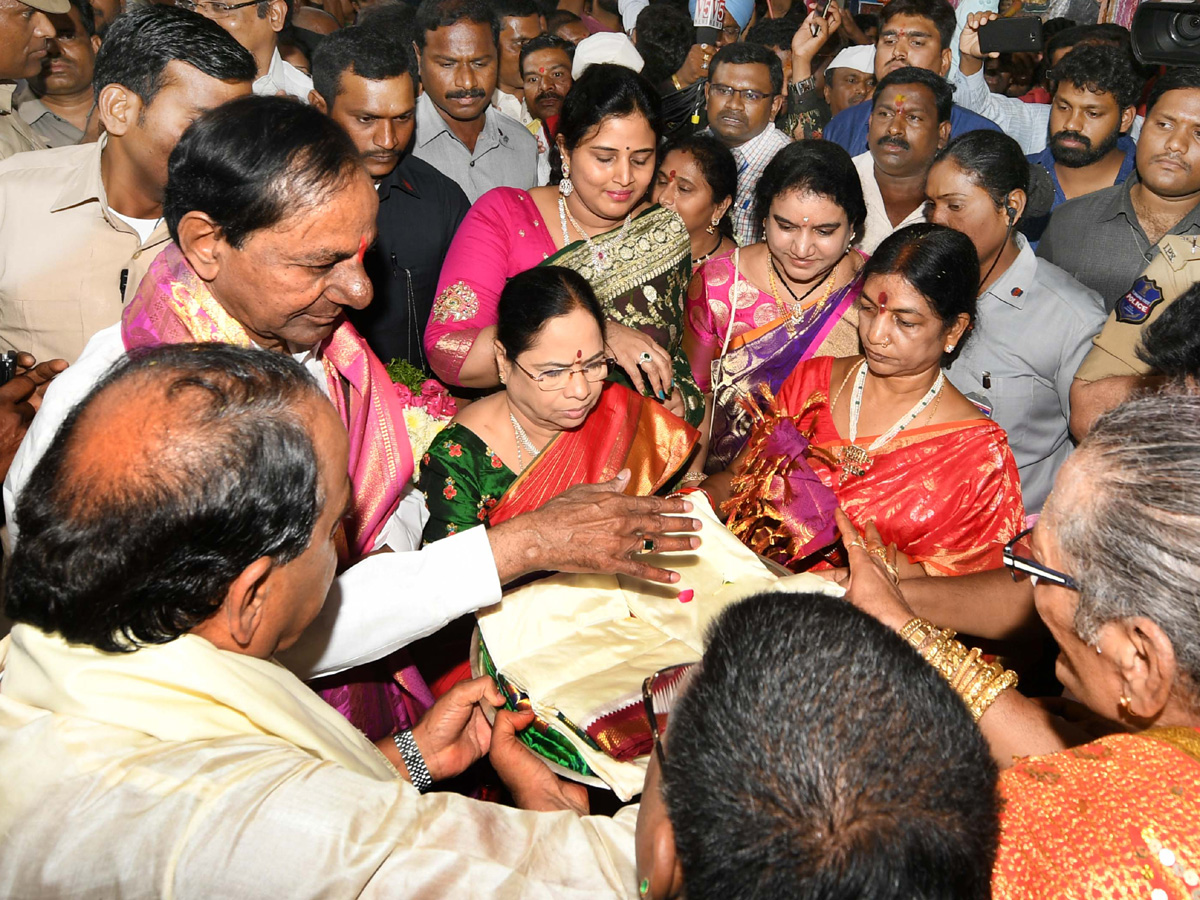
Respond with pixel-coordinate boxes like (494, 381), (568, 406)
(684, 141), (867, 473)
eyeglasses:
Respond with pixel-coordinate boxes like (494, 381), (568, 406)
(510, 356), (614, 392)
(642, 662), (696, 767)
(1002, 527), (1079, 591)
(174, 0), (260, 17)
(708, 83), (775, 104)
(721, 22), (743, 39)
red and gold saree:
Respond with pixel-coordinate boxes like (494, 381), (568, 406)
(487, 382), (699, 526)
(727, 356), (1026, 575)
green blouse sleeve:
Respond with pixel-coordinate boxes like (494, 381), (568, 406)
(418, 424), (516, 544)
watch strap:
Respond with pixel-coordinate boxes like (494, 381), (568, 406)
(393, 728), (434, 793)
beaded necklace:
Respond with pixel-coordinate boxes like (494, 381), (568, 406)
(840, 360), (945, 484)
(509, 412), (540, 471)
(558, 196), (631, 272)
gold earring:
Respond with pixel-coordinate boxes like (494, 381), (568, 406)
(1119, 694), (1132, 711)
(706, 219), (718, 234)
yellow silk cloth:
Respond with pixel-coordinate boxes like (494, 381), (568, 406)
(488, 383), (699, 525)
(476, 495), (843, 799)
(0, 624), (397, 780)
(994, 728), (1200, 898)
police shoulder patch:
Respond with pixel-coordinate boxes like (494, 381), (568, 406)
(1115, 275), (1164, 325)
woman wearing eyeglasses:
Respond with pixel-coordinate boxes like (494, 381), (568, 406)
(419, 267), (699, 543)
(840, 391), (1200, 897)
(426, 64), (704, 428)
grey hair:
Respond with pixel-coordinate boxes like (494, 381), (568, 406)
(1048, 389), (1200, 701)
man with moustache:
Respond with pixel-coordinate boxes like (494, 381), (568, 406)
(311, 25), (469, 369)
(411, 0), (537, 203)
(705, 41), (790, 246)
(1038, 68), (1200, 312)
(491, 0), (542, 123)
(1020, 44), (1142, 245)
(819, 0), (999, 156)
(854, 67), (951, 253)
(0, 0), (64, 160)
(19, 0), (100, 147)
(518, 33), (572, 186)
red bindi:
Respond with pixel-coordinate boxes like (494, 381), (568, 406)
(878, 291), (888, 309)
(539, 66), (545, 73)
(356, 235), (368, 264)
(576, 349), (582, 359)
(668, 169), (677, 181)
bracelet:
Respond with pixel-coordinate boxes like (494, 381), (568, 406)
(900, 617), (1018, 722)
(671, 73), (684, 91)
(392, 728), (434, 793)
(679, 471), (707, 486)
(792, 73), (817, 94)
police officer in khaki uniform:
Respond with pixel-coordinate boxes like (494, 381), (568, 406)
(0, 0), (70, 161)
(1069, 233), (1200, 438)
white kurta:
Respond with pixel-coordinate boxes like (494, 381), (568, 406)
(0, 627), (640, 899)
(2, 323), (504, 679)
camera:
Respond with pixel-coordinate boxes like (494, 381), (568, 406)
(1131, 1), (1200, 65)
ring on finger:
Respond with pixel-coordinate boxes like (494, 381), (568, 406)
(638, 351), (654, 366)
(882, 560), (900, 585)
(868, 546), (888, 562)
(642, 538), (656, 553)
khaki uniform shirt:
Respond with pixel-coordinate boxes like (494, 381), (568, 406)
(1074, 234), (1200, 382)
(0, 83), (50, 162)
(0, 135), (170, 362)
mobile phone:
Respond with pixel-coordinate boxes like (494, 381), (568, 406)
(0, 351), (17, 387)
(978, 16), (1044, 54)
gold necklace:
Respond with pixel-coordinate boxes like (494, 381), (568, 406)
(767, 260), (841, 337)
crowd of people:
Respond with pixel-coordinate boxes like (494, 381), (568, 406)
(0, 0), (1198, 893)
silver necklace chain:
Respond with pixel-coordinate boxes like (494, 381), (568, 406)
(558, 196), (631, 272)
(509, 411), (539, 471)
(848, 360), (945, 452)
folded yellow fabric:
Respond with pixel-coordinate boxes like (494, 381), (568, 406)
(477, 496), (844, 799)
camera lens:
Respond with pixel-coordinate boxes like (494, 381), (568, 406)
(1169, 11), (1200, 43)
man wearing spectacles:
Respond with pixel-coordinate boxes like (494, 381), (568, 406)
(0, 5), (255, 365)
(176, 0), (312, 100)
(704, 42), (790, 247)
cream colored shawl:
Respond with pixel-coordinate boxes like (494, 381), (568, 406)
(0, 624), (397, 780)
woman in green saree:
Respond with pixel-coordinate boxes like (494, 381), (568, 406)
(426, 63), (704, 427)
(420, 266), (698, 543)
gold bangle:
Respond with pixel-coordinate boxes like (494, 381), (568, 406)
(949, 646), (982, 691)
(679, 471), (707, 485)
(671, 73), (684, 91)
(900, 617), (933, 644)
(969, 669), (1019, 721)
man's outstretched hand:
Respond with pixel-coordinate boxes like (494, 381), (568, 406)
(0, 354), (68, 480)
(487, 470), (703, 585)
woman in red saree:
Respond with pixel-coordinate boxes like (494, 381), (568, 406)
(707, 224), (1026, 575)
(420, 266), (698, 543)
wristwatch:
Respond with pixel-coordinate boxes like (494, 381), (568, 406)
(393, 728), (434, 793)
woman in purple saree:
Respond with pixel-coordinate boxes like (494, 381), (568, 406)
(684, 141), (868, 473)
